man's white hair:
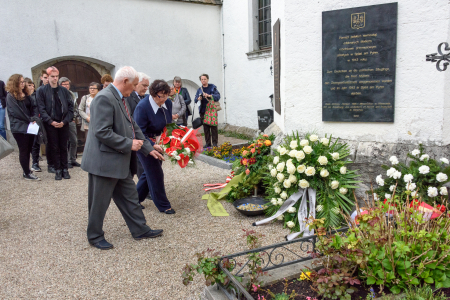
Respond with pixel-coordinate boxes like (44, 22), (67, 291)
(137, 72), (151, 83)
(114, 66), (138, 82)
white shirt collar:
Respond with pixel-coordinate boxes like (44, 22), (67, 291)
(149, 95), (167, 114)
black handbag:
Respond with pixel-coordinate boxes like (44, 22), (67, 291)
(191, 99), (203, 129)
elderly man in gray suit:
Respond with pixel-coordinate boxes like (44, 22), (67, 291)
(81, 66), (165, 250)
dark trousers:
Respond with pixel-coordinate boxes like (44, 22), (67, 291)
(200, 113), (218, 147)
(136, 152), (171, 212)
(87, 171), (151, 244)
(12, 132), (35, 175)
(68, 121), (77, 163)
(31, 136), (40, 165)
(45, 124), (69, 170)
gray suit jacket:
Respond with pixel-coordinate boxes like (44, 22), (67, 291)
(81, 84), (154, 179)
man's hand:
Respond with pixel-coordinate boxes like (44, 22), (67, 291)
(153, 144), (164, 154)
(150, 150), (165, 161)
(51, 121), (59, 128)
(131, 139), (144, 151)
(56, 122), (64, 128)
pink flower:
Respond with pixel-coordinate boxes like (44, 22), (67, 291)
(306, 297), (311, 300)
(252, 284), (258, 292)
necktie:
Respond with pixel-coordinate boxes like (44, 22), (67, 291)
(121, 97), (135, 138)
(139, 95), (146, 100)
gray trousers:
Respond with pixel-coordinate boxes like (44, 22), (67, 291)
(87, 171), (151, 244)
(68, 121), (77, 163)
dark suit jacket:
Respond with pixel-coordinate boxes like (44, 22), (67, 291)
(81, 84), (154, 179)
(36, 84), (74, 125)
(126, 92), (141, 116)
(0, 81), (7, 108)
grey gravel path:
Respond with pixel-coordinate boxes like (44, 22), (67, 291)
(0, 146), (290, 299)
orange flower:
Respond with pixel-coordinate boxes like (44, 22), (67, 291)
(242, 150), (248, 156)
(245, 169), (250, 175)
(242, 158), (248, 165)
(264, 140), (272, 146)
(263, 134), (269, 137)
(251, 148), (256, 154)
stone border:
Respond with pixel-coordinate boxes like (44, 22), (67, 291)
(197, 154), (233, 170)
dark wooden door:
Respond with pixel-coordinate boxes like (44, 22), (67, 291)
(53, 60), (102, 150)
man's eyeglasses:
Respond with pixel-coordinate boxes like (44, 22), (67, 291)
(89, 87), (98, 90)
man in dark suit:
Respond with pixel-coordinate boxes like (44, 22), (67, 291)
(0, 80), (7, 140)
(125, 72), (150, 182)
(81, 66), (164, 250)
(126, 72), (150, 116)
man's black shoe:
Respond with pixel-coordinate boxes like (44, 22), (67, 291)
(146, 194), (152, 200)
(71, 161), (81, 167)
(67, 163), (73, 169)
(55, 170), (62, 180)
(48, 166), (56, 173)
(31, 163), (42, 172)
(62, 169), (70, 179)
(134, 229), (163, 240)
(90, 239), (114, 250)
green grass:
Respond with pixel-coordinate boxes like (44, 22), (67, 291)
(200, 130), (253, 141)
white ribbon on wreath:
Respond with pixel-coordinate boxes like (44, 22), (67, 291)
(253, 188), (316, 241)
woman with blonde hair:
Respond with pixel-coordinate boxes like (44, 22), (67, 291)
(6, 74), (40, 180)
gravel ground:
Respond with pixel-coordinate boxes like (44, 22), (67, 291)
(0, 137), (292, 300)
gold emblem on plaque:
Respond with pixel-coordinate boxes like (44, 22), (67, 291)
(351, 12), (365, 29)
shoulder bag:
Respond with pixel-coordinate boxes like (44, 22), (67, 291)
(201, 87), (221, 112)
(191, 97), (203, 129)
(0, 135), (14, 160)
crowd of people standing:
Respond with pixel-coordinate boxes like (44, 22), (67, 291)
(0, 65), (221, 249)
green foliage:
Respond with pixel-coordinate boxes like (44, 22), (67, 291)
(343, 193), (450, 294)
(217, 129), (253, 141)
(242, 229), (268, 291)
(403, 285), (447, 300)
(265, 132), (359, 230)
(181, 249), (239, 287)
(306, 218), (361, 300)
(374, 144), (450, 206)
(226, 134), (276, 202)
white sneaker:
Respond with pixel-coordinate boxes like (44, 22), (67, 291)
(23, 173), (41, 181)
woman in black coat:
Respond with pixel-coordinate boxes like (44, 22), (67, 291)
(6, 74), (40, 180)
(173, 76), (191, 126)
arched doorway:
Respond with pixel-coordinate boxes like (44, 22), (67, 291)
(53, 60), (102, 150)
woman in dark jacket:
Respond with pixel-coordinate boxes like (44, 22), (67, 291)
(6, 74), (40, 180)
(173, 76), (191, 126)
(134, 80), (175, 214)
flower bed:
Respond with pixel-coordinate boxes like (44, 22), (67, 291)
(202, 142), (250, 163)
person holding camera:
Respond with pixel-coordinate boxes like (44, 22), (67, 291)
(194, 74), (220, 148)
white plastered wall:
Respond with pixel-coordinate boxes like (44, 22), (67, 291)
(275, 0), (450, 146)
(0, 0), (222, 114)
(221, 0), (274, 129)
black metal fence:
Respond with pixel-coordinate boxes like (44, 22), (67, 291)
(216, 227), (349, 300)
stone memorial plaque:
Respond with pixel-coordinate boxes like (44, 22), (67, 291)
(273, 19), (281, 115)
(322, 3), (397, 122)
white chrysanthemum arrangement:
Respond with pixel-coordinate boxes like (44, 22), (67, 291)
(374, 145), (450, 206)
(265, 132), (359, 230)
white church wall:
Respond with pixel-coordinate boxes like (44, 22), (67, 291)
(275, 0), (450, 146)
(221, 0), (274, 130)
(0, 0), (222, 109)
